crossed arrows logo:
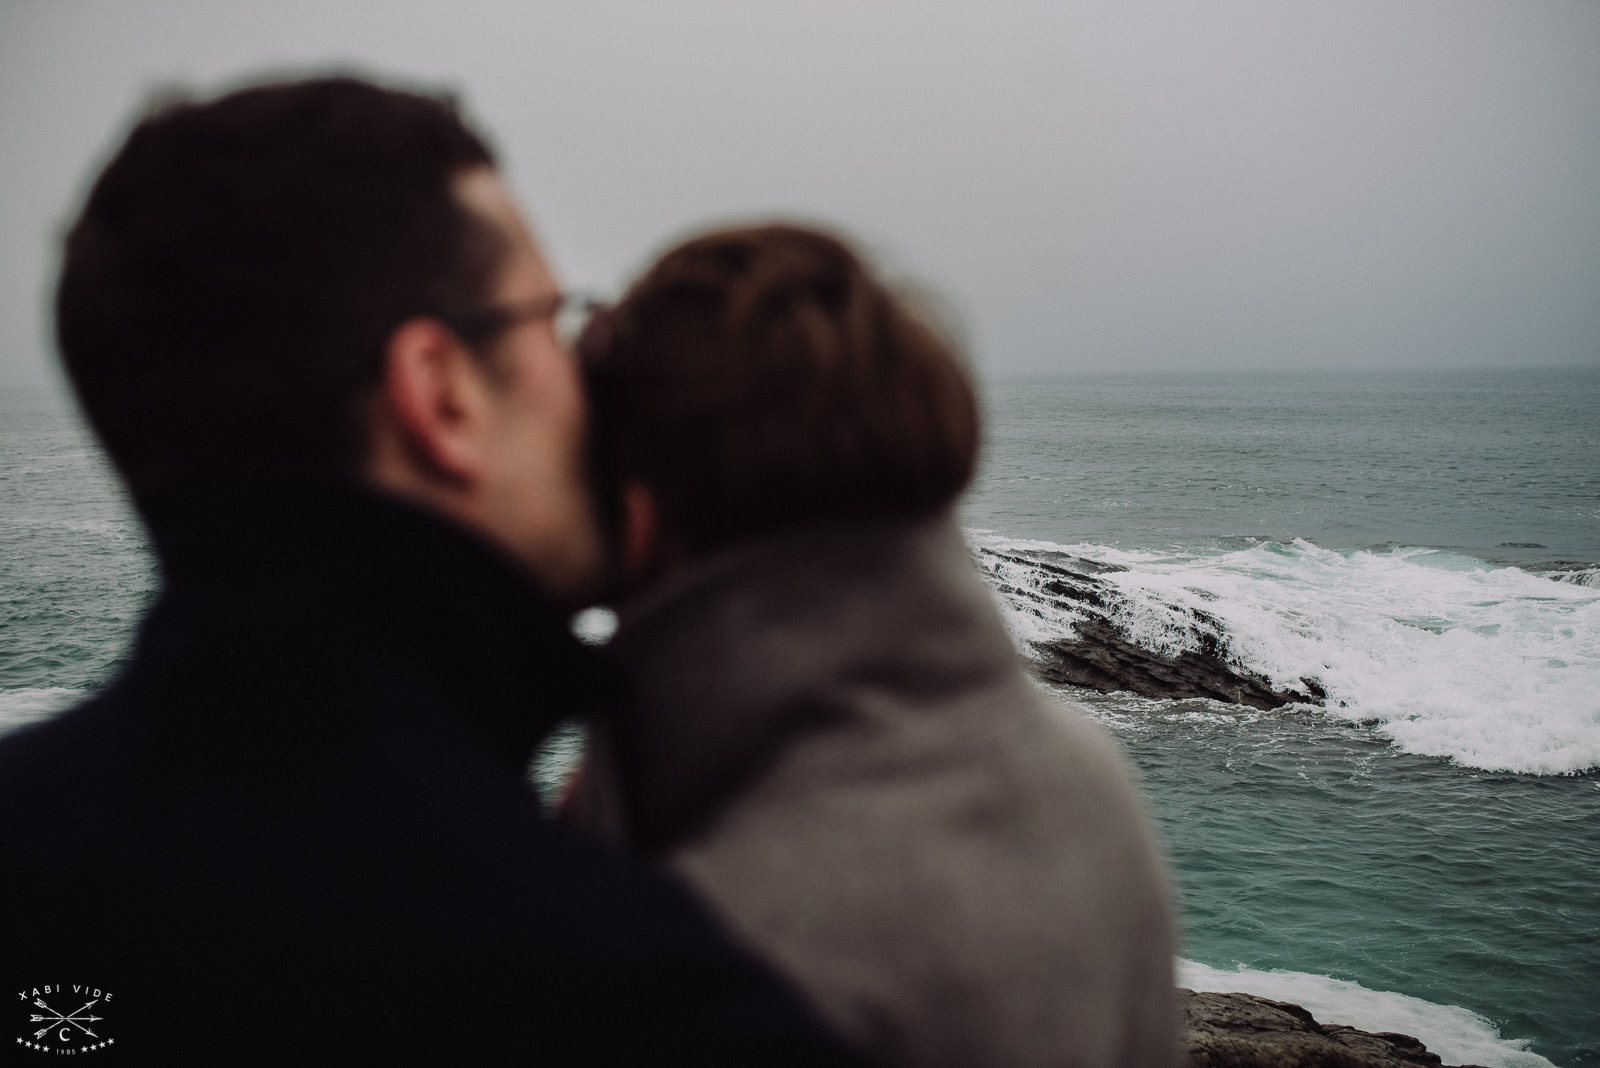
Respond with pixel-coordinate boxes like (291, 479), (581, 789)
(29, 997), (102, 1041)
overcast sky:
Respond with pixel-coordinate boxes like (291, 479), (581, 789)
(3, 0), (1597, 387)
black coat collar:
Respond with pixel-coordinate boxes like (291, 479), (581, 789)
(134, 478), (605, 775)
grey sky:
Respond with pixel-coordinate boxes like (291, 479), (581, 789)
(2, 0), (1597, 387)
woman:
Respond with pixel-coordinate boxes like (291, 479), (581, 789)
(571, 224), (1176, 1067)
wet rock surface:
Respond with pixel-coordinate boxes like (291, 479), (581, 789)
(976, 547), (1326, 710)
(1179, 989), (1489, 1067)
(1031, 614), (1325, 709)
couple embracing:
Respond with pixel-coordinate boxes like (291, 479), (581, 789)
(0, 75), (1174, 1066)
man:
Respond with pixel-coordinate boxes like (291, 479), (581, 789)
(0, 76), (865, 1065)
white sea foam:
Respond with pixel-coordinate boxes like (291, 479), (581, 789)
(1178, 959), (1557, 1068)
(972, 533), (1600, 776)
(0, 687), (81, 737)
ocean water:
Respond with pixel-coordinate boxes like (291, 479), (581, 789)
(3, 368), (1597, 1066)
(965, 368), (1600, 1068)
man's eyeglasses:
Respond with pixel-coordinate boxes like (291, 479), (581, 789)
(440, 292), (603, 350)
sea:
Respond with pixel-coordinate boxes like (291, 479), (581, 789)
(3, 366), (1597, 1067)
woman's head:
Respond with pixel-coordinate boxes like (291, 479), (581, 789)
(584, 223), (980, 569)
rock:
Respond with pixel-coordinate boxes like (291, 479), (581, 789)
(1035, 617), (1325, 710)
(1178, 989), (1491, 1068)
(975, 547), (1326, 710)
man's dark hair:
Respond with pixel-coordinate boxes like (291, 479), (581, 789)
(56, 75), (500, 500)
(584, 224), (980, 558)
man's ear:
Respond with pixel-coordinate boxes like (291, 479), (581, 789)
(376, 317), (493, 487)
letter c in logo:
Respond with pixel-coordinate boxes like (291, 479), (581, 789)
(61, 1027), (71, 1042)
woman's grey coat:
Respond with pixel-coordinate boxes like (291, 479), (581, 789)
(576, 517), (1178, 1067)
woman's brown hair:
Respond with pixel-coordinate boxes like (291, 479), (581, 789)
(584, 223), (980, 557)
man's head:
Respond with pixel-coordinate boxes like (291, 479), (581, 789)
(56, 76), (601, 599)
(583, 223), (980, 580)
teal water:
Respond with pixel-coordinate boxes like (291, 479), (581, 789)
(4, 370), (1598, 1065)
(1103, 695), (1598, 1067)
(0, 389), (152, 698)
(966, 367), (1600, 564)
(964, 367), (1599, 1067)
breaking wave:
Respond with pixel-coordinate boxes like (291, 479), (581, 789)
(971, 533), (1600, 776)
(1178, 959), (1557, 1068)
(0, 687), (81, 738)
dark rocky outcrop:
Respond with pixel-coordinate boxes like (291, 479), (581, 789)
(1179, 989), (1489, 1067)
(1033, 616), (1325, 710)
(975, 547), (1326, 711)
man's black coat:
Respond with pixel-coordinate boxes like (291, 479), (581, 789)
(0, 482), (863, 1065)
